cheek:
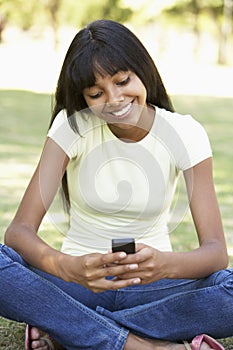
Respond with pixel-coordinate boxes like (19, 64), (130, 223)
(89, 105), (102, 115)
(83, 95), (91, 107)
(84, 95), (105, 109)
(83, 98), (97, 112)
(137, 86), (147, 104)
(131, 79), (147, 102)
(86, 102), (107, 121)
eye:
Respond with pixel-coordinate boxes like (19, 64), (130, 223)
(88, 92), (103, 99)
(117, 77), (130, 86)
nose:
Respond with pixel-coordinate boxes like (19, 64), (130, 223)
(106, 86), (124, 106)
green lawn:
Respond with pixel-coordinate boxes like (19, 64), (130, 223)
(0, 90), (233, 348)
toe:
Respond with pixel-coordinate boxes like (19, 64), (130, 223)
(30, 326), (42, 340)
(31, 339), (50, 350)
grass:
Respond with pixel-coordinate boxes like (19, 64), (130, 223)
(171, 95), (233, 261)
(0, 90), (233, 348)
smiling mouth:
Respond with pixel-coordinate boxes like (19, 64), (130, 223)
(110, 102), (133, 118)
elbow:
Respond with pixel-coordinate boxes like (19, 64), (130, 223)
(222, 241), (229, 268)
(216, 245), (229, 271)
(4, 224), (15, 247)
(4, 222), (22, 249)
(205, 242), (229, 273)
(221, 252), (229, 270)
(4, 221), (37, 252)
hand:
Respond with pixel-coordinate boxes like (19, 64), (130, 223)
(59, 251), (141, 293)
(114, 243), (167, 285)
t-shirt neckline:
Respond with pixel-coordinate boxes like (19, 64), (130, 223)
(104, 106), (157, 146)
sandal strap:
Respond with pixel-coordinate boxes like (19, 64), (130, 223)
(183, 340), (192, 350)
(191, 334), (225, 350)
(40, 337), (54, 350)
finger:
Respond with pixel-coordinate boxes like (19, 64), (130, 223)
(105, 277), (141, 290)
(80, 253), (132, 281)
(81, 251), (127, 270)
(114, 250), (149, 265)
(135, 243), (146, 252)
(100, 251), (127, 266)
(101, 262), (139, 278)
(86, 275), (141, 293)
(114, 271), (140, 279)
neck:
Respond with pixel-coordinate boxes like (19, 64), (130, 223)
(108, 105), (155, 142)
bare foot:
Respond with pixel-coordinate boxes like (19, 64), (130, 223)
(30, 327), (53, 350)
(124, 333), (216, 350)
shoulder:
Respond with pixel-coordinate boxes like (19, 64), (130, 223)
(155, 107), (204, 134)
(154, 106), (209, 145)
(48, 109), (101, 133)
(47, 109), (104, 158)
(153, 107), (212, 170)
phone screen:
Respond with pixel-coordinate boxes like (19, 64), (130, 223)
(112, 238), (135, 254)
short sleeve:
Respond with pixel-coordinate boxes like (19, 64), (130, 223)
(155, 110), (212, 171)
(175, 115), (212, 170)
(47, 109), (79, 159)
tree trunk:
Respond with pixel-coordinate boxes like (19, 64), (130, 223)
(218, 0), (233, 65)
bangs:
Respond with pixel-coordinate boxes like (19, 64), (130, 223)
(69, 43), (131, 93)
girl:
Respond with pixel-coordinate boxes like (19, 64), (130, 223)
(1, 19), (232, 350)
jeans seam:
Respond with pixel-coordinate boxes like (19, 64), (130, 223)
(30, 270), (122, 334)
(120, 279), (198, 292)
(113, 328), (128, 350)
(212, 269), (233, 284)
(0, 245), (16, 264)
(118, 285), (219, 318)
(1, 244), (125, 336)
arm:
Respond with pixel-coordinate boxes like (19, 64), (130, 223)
(172, 157), (228, 276)
(4, 137), (70, 276)
(116, 157), (229, 283)
(4, 137), (141, 292)
(161, 157), (228, 279)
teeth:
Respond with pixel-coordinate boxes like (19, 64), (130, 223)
(112, 103), (131, 117)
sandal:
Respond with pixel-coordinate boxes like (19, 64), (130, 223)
(183, 334), (225, 350)
(25, 324), (64, 350)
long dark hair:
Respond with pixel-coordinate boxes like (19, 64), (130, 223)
(50, 19), (174, 211)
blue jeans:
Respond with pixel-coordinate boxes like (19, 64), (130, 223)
(0, 244), (233, 349)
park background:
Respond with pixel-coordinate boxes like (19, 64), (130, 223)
(0, 0), (233, 348)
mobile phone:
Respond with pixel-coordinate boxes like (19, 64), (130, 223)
(112, 238), (135, 254)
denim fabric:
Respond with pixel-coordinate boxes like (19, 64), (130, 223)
(0, 244), (233, 349)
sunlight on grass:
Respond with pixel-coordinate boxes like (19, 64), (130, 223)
(171, 95), (233, 264)
(0, 90), (232, 349)
(1, 91), (232, 254)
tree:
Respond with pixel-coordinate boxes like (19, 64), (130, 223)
(0, 0), (133, 46)
(0, 13), (6, 42)
(59, 0), (133, 28)
(163, 0), (233, 64)
(219, 0), (233, 64)
(40, 0), (62, 49)
(0, 0), (45, 31)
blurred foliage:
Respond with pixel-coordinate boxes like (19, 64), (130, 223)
(163, 0), (226, 35)
(0, 0), (133, 30)
(0, 0), (232, 31)
(0, 0), (45, 30)
(67, 0), (133, 27)
(163, 0), (233, 64)
(0, 0), (133, 48)
(0, 0), (232, 63)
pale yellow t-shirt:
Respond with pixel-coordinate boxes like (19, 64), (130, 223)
(47, 107), (212, 256)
